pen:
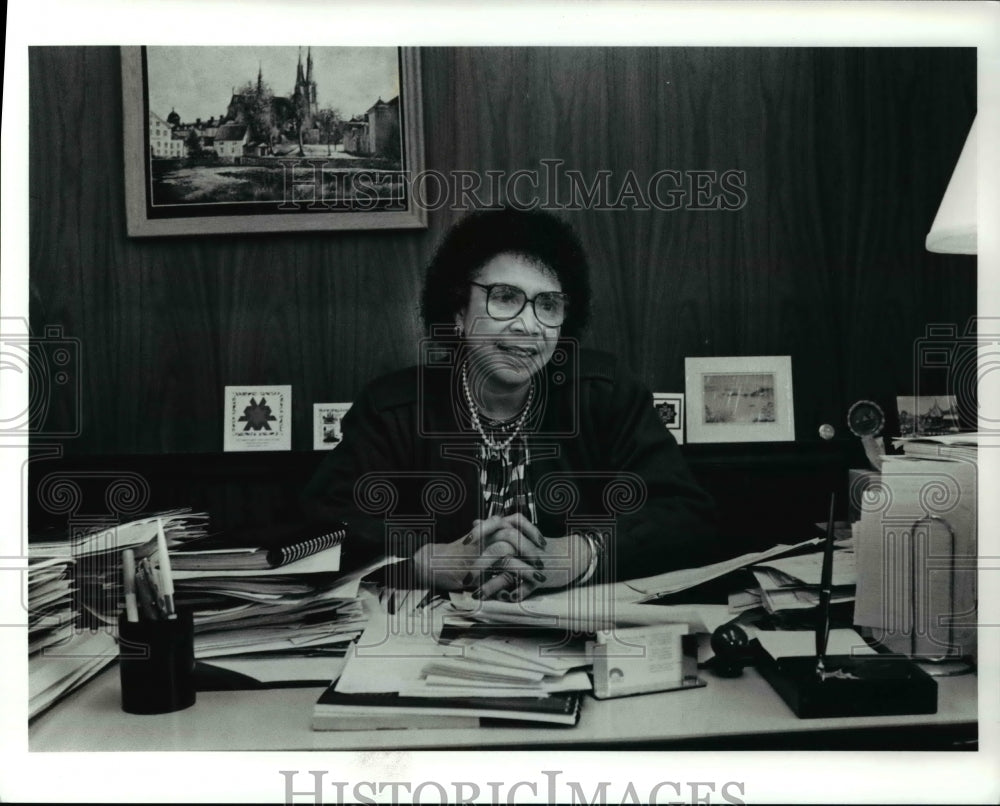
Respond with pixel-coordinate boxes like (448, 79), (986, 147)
(132, 562), (158, 621)
(815, 492), (837, 679)
(156, 517), (177, 619)
(139, 556), (168, 620)
(122, 548), (139, 623)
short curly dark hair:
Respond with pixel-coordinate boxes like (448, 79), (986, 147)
(419, 207), (592, 339)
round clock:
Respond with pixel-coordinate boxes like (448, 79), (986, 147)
(847, 400), (885, 438)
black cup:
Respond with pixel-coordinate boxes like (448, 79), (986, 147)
(118, 608), (196, 715)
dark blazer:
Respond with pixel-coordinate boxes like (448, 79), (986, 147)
(302, 346), (718, 582)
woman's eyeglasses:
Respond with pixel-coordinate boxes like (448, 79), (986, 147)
(470, 282), (569, 328)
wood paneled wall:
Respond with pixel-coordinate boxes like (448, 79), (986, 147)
(28, 46), (976, 456)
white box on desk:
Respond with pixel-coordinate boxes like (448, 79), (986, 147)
(853, 456), (977, 661)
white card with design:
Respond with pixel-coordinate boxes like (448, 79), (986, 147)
(313, 402), (352, 450)
(224, 385), (291, 451)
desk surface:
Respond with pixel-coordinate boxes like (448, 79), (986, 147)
(29, 662), (977, 752)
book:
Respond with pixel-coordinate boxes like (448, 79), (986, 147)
(311, 686), (583, 731)
(313, 710), (480, 731)
(171, 522), (346, 571)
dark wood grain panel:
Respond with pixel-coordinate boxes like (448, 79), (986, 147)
(28, 46), (976, 458)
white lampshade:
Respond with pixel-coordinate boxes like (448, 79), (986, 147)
(926, 116), (977, 255)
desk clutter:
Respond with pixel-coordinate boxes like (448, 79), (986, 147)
(27, 510), (365, 717)
(27, 509), (208, 718)
(27, 498), (961, 728)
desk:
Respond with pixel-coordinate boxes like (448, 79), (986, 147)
(29, 663), (977, 751)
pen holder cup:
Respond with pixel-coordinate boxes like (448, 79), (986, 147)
(118, 609), (196, 715)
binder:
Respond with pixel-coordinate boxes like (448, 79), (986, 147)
(171, 522), (347, 571)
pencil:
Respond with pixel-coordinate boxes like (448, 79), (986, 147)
(122, 548), (139, 623)
(156, 517), (177, 619)
(132, 562), (158, 621)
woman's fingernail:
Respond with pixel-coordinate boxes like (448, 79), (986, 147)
(533, 571), (547, 583)
(539, 538), (548, 548)
(498, 591), (511, 602)
(509, 590), (521, 602)
(462, 534), (474, 545)
(471, 589), (482, 600)
(531, 558), (544, 570)
(462, 573), (474, 587)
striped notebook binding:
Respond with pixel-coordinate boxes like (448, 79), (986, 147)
(266, 527), (346, 568)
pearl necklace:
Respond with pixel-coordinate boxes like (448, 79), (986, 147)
(461, 362), (534, 454)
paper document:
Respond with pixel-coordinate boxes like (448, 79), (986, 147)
(448, 584), (710, 632)
(625, 538), (821, 599)
(753, 549), (856, 587)
(752, 628), (876, 659)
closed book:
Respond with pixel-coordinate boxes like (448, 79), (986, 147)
(313, 711), (481, 731)
(171, 522), (346, 571)
(311, 686), (582, 730)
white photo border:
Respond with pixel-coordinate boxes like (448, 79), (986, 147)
(685, 356), (794, 443)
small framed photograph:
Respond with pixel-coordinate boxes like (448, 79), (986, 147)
(224, 385), (291, 452)
(897, 395), (960, 436)
(652, 393), (685, 445)
(685, 356), (795, 443)
(313, 402), (353, 450)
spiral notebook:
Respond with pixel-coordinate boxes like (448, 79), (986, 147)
(171, 522), (347, 571)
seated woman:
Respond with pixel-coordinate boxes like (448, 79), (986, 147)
(302, 207), (718, 600)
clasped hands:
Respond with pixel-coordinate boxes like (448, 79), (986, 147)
(411, 513), (591, 601)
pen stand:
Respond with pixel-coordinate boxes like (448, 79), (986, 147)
(755, 651), (937, 719)
(118, 609), (196, 715)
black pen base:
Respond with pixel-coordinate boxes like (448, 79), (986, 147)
(756, 654), (938, 719)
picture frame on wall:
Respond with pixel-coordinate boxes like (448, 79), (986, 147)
(313, 402), (353, 450)
(224, 385), (292, 452)
(684, 356), (795, 443)
(896, 395), (961, 436)
(121, 46), (425, 236)
(652, 393), (685, 445)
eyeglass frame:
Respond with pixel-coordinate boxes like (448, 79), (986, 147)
(468, 281), (570, 328)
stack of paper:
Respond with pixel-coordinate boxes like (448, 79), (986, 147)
(27, 556), (77, 656)
(183, 556), (399, 687)
(27, 509), (207, 717)
(31, 509), (211, 627)
(624, 538), (822, 602)
(28, 553), (116, 719)
(312, 591), (586, 730)
(891, 432), (980, 462)
(29, 629), (118, 719)
(749, 548), (857, 616)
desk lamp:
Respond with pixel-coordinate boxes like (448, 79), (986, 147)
(926, 116), (977, 255)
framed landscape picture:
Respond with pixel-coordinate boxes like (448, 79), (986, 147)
(121, 46), (425, 236)
(684, 356), (795, 443)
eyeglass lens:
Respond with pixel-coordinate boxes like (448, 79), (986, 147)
(486, 284), (567, 327)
